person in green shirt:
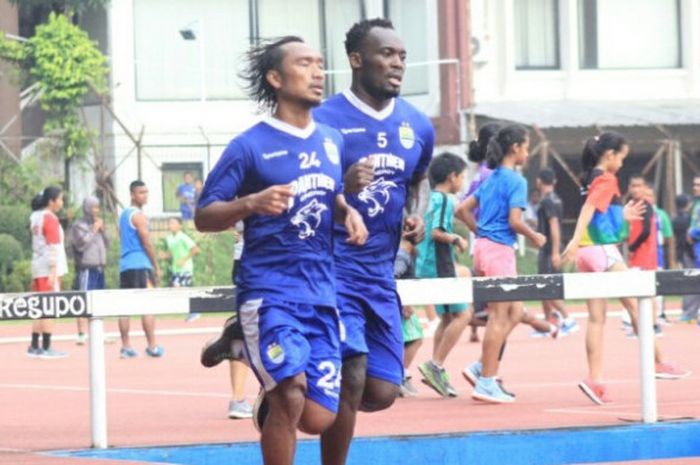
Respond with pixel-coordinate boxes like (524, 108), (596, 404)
(415, 152), (471, 398)
(162, 217), (200, 320)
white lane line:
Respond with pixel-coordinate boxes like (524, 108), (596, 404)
(0, 383), (231, 399)
(0, 327), (221, 344)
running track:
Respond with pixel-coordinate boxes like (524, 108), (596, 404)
(2, 309), (699, 464)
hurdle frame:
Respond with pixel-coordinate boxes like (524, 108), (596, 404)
(4, 268), (700, 448)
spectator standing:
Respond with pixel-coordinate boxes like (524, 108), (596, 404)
(161, 217), (200, 322)
(69, 196), (109, 345)
(176, 171), (196, 220)
(28, 186), (68, 359)
(118, 180), (163, 359)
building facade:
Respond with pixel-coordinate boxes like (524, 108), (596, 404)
(98, 0), (469, 214)
(470, 0), (700, 222)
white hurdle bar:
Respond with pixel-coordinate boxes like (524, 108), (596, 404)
(3, 269), (700, 448)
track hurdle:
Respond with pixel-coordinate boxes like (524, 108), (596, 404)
(2, 269), (699, 448)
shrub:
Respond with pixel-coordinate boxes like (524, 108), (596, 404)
(0, 205), (31, 250)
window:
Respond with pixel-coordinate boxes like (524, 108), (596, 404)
(385, 0), (430, 94)
(134, 0), (249, 100)
(578, 0), (680, 69)
(323, 0), (364, 94)
(162, 163), (203, 213)
(257, 0), (322, 50)
(514, 0), (560, 70)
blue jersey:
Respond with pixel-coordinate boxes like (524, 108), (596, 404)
(474, 167), (528, 246)
(119, 207), (152, 272)
(197, 118), (344, 307)
(314, 90), (434, 285)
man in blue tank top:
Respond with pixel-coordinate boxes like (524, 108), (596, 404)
(195, 37), (367, 465)
(313, 19), (434, 465)
(118, 180), (163, 359)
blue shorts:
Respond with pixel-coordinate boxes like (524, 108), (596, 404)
(336, 278), (403, 386)
(238, 296), (341, 414)
(75, 268), (105, 291)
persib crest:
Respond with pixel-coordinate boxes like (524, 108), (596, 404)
(398, 123), (415, 149)
(324, 139), (340, 165)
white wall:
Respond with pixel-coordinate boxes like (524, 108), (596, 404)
(107, 0), (442, 214)
(471, 0), (700, 103)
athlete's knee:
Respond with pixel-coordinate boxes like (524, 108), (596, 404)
(298, 402), (336, 435)
(359, 378), (399, 412)
(340, 356), (368, 399)
(268, 376), (307, 421)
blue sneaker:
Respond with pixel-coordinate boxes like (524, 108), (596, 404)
(27, 346), (43, 358)
(39, 348), (68, 359)
(120, 347), (138, 359)
(472, 377), (515, 403)
(145, 346), (164, 358)
(462, 361), (482, 387)
(561, 319), (580, 336)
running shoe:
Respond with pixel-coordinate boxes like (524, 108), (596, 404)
(76, 333), (87, 345)
(463, 362), (516, 398)
(529, 329), (549, 338)
(27, 346), (43, 358)
(678, 315), (697, 324)
(578, 378), (611, 405)
(145, 345), (164, 357)
(120, 347), (138, 359)
(253, 389), (269, 433)
(39, 348), (68, 360)
(441, 370), (458, 397)
(418, 361), (450, 397)
(653, 324), (664, 338)
(472, 377), (515, 403)
(399, 376), (419, 397)
(560, 319), (580, 336)
(655, 362), (691, 380)
(201, 313), (246, 368)
(185, 312), (201, 323)
(228, 400), (253, 419)
(462, 361), (482, 387)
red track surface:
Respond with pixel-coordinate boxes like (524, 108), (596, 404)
(2, 310), (699, 464)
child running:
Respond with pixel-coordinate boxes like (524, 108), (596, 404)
(562, 132), (690, 405)
(415, 152), (471, 398)
(456, 124), (546, 403)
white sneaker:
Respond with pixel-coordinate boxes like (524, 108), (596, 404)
(228, 400), (253, 419)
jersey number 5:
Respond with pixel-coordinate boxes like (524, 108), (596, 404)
(377, 132), (388, 148)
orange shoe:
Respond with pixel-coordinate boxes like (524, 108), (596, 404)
(655, 362), (691, 380)
(578, 378), (612, 405)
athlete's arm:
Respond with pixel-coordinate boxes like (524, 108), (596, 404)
(403, 174), (429, 244)
(509, 208), (546, 248)
(344, 158), (375, 194)
(195, 185), (294, 232)
(549, 216), (562, 269)
(628, 202), (652, 252)
(562, 203), (596, 262)
(132, 211), (161, 283)
(455, 195), (478, 233)
(335, 194), (368, 246)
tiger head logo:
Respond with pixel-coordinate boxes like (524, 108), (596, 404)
(358, 177), (397, 217)
(291, 199), (328, 239)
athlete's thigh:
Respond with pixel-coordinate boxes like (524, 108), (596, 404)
(364, 288), (403, 387)
(238, 297), (311, 393)
(336, 289), (369, 360)
(304, 306), (342, 414)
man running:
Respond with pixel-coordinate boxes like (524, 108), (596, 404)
(313, 18), (434, 465)
(195, 37), (366, 465)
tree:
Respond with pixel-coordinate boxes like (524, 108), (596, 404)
(0, 12), (108, 191)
